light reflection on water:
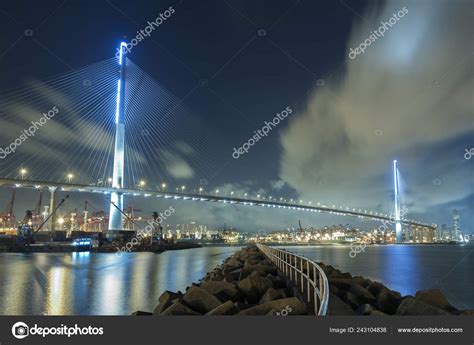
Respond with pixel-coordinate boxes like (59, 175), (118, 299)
(286, 244), (473, 310)
(0, 245), (471, 315)
(0, 247), (241, 315)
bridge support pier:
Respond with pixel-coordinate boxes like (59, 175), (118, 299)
(48, 186), (57, 239)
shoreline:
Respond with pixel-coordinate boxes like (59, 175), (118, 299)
(134, 245), (473, 316)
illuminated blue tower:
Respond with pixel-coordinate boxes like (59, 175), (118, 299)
(108, 42), (127, 235)
(393, 160), (402, 243)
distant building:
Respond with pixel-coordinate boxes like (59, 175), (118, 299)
(452, 209), (461, 241)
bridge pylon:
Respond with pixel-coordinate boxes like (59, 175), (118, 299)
(107, 42), (127, 239)
(393, 160), (402, 243)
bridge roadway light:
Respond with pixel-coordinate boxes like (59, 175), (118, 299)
(67, 173), (74, 183)
(161, 183), (166, 190)
(20, 168), (27, 180)
(181, 185), (186, 193)
(199, 187), (203, 194)
(215, 189), (219, 195)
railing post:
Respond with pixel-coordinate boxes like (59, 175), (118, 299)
(319, 270), (323, 307)
(288, 253), (293, 281)
(313, 266), (317, 314)
(307, 260), (310, 301)
(300, 257), (304, 292)
(294, 255), (297, 285)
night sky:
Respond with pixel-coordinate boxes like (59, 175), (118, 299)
(0, 0), (472, 232)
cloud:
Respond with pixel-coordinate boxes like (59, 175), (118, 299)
(160, 149), (195, 179)
(279, 0), (473, 225)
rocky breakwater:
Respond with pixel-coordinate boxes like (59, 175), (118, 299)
(133, 246), (309, 316)
(320, 262), (473, 316)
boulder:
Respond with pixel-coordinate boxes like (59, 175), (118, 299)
(329, 284), (344, 299)
(259, 288), (287, 304)
(329, 277), (366, 290)
(224, 268), (242, 283)
(339, 272), (352, 279)
(153, 290), (181, 315)
(266, 274), (287, 289)
(237, 297), (307, 315)
(370, 310), (388, 315)
(344, 291), (362, 309)
(182, 286), (222, 314)
(225, 257), (243, 268)
(234, 302), (252, 312)
(349, 284), (376, 303)
(375, 288), (402, 314)
(367, 281), (385, 296)
(131, 310), (153, 315)
(237, 271), (273, 304)
(357, 304), (375, 315)
(414, 289), (457, 312)
(158, 290), (181, 305)
(396, 297), (450, 315)
(161, 302), (201, 315)
(361, 278), (372, 288)
(327, 292), (356, 315)
(206, 300), (239, 315)
(201, 280), (241, 301)
(242, 262), (278, 277)
(153, 301), (172, 315)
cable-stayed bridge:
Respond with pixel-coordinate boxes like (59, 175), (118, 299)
(0, 44), (436, 240)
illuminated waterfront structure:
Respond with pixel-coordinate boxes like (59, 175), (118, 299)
(393, 160), (402, 243)
(108, 42), (127, 236)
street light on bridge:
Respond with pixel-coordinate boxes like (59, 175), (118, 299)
(139, 180), (145, 189)
(161, 183), (166, 191)
(20, 168), (27, 180)
(67, 173), (74, 183)
(181, 185), (186, 193)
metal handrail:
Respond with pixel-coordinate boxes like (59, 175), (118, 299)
(256, 243), (329, 316)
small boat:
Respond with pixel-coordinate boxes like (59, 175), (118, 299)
(71, 238), (92, 252)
